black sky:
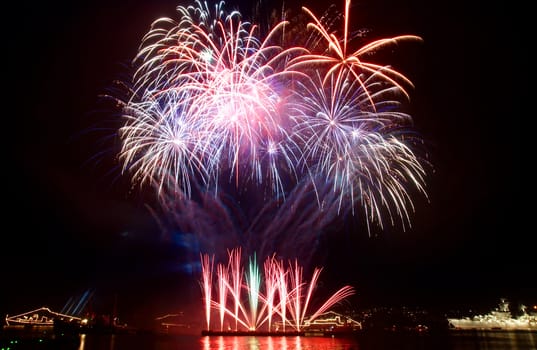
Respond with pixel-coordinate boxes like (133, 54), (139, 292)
(4, 0), (530, 326)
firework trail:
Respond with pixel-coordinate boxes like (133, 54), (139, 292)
(200, 247), (355, 332)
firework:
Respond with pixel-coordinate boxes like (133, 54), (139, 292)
(199, 247), (355, 332)
(288, 0), (422, 102)
(121, 0), (304, 200)
(112, 0), (428, 233)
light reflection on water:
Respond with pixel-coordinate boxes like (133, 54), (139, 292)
(448, 331), (537, 350)
(71, 331), (537, 350)
(4, 330), (534, 350)
(200, 335), (359, 350)
(77, 334), (360, 350)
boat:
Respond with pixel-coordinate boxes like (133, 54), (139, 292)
(200, 311), (362, 337)
(301, 311), (362, 336)
(4, 306), (85, 329)
(448, 299), (537, 331)
(155, 313), (201, 335)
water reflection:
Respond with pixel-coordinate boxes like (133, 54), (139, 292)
(8, 330), (533, 350)
(78, 333), (86, 350)
(199, 335), (359, 350)
(449, 330), (537, 350)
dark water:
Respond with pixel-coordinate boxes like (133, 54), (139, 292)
(2, 331), (536, 350)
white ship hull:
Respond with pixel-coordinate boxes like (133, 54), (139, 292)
(448, 317), (537, 330)
(448, 299), (537, 331)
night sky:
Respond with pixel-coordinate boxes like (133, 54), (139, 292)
(4, 0), (529, 327)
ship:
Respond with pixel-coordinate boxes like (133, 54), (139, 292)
(300, 311), (362, 337)
(4, 306), (86, 329)
(155, 312), (201, 335)
(448, 298), (537, 331)
(201, 311), (362, 337)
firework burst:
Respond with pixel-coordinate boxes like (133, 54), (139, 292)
(122, 0), (305, 199)
(111, 0), (428, 238)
